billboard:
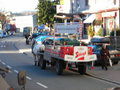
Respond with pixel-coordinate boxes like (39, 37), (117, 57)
(57, 5), (64, 13)
(56, 0), (72, 14)
(60, 0), (64, 5)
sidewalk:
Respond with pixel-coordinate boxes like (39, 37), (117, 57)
(87, 65), (120, 84)
(0, 75), (10, 90)
(15, 34), (120, 86)
(0, 63), (11, 90)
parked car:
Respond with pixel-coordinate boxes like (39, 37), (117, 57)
(90, 36), (110, 43)
(0, 30), (4, 38)
(32, 32), (48, 39)
(88, 36), (120, 65)
(0, 30), (7, 38)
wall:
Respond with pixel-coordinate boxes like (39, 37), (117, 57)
(88, 0), (117, 11)
(57, 0), (87, 14)
(72, 0), (86, 13)
(56, 0), (71, 14)
(13, 15), (36, 32)
(87, 0), (120, 35)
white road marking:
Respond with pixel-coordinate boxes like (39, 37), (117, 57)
(26, 76), (32, 80)
(0, 51), (19, 54)
(1, 62), (6, 65)
(6, 65), (12, 69)
(36, 82), (48, 89)
(19, 49), (31, 52)
(0, 60), (48, 89)
(14, 70), (18, 73)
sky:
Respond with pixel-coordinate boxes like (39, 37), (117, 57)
(0, 0), (38, 12)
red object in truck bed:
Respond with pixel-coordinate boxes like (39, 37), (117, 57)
(59, 46), (74, 58)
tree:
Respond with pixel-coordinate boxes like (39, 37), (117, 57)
(96, 27), (103, 36)
(0, 12), (6, 29)
(36, 0), (56, 26)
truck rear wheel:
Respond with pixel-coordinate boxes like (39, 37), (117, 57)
(38, 55), (46, 69)
(113, 61), (119, 65)
(55, 60), (64, 75)
(78, 63), (86, 75)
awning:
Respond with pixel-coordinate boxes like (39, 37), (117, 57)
(83, 14), (95, 23)
(81, 6), (120, 14)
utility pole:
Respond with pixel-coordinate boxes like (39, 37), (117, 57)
(119, 0), (120, 28)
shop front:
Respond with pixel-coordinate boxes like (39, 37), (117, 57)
(102, 11), (117, 36)
(81, 7), (119, 37)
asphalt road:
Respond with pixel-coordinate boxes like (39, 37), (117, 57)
(0, 34), (119, 90)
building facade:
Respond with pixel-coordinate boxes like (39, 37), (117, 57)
(56, 0), (120, 37)
(85, 0), (120, 36)
(13, 15), (37, 33)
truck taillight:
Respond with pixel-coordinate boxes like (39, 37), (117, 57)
(115, 54), (120, 57)
(88, 47), (93, 55)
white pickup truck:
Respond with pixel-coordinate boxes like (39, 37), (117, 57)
(37, 45), (97, 75)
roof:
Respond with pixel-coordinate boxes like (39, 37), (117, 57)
(81, 7), (120, 14)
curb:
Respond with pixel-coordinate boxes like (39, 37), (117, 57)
(86, 73), (120, 86)
(14, 42), (33, 58)
(0, 75), (10, 90)
(14, 42), (28, 55)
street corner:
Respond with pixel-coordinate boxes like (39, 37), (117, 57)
(13, 39), (33, 58)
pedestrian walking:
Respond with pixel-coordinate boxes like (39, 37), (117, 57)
(100, 44), (110, 70)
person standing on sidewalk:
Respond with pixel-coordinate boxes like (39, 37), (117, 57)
(100, 44), (110, 70)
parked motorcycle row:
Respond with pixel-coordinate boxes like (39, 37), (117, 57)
(0, 29), (17, 38)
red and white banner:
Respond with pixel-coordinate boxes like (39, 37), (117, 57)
(64, 46), (97, 62)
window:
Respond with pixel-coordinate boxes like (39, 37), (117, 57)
(85, 0), (89, 6)
(113, 0), (116, 5)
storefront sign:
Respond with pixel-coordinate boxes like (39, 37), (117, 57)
(54, 22), (82, 34)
